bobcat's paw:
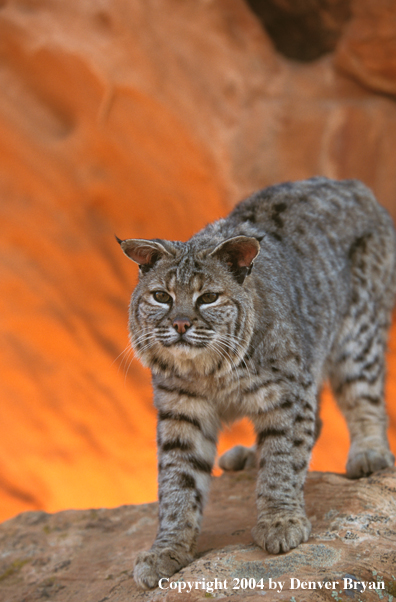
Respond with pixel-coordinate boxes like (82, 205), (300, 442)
(252, 513), (311, 555)
(346, 449), (395, 479)
(218, 445), (256, 471)
(134, 547), (193, 590)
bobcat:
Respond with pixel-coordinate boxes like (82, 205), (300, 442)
(118, 177), (395, 589)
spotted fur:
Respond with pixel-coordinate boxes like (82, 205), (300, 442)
(119, 177), (396, 589)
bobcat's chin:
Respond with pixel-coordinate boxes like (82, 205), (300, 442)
(148, 344), (238, 377)
(164, 341), (204, 359)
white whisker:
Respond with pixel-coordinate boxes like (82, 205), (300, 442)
(213, 333), (253, 390)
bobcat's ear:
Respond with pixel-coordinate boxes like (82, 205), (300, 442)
(209, 236), (260, 284)
(116, 237), (173, 272)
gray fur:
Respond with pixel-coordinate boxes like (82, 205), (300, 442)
(119, 177), (396, 589)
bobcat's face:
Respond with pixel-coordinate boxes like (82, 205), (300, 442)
(118, 236), (260, 375)
(131, 273), (240, 366)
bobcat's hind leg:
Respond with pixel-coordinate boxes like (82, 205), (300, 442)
(328, 228), (396, 478)
(218, 445), (256, 471)
(329, 307), (394, 478)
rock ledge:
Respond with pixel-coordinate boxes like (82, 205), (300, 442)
(1, 469), (396, 601)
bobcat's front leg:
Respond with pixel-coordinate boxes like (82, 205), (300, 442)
(134, 403), (217, 589)
(251, 387), (317, 554)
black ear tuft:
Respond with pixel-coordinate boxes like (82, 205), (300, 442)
(118, 238), (172, 273)
(115, 235), (123, 245)
(209, 236), (260, 284)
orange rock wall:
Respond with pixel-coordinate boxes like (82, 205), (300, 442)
(1, 0), (396, 522)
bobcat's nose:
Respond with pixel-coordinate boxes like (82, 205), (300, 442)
(173, 318), (192, 334)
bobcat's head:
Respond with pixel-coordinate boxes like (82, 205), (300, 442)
(118, 235), (260, 376)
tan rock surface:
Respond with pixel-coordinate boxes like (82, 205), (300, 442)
(1, 469), (396, 601)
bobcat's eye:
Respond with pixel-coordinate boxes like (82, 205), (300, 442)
(153, 291), (172, 304)
(199, 292), (219, 305)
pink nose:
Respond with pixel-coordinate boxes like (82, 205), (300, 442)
(173, 318), (191, 334)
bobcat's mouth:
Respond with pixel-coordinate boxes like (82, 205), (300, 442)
(171, 339), (193, 347)
(167, 338), (206, 348)
(159, 333), (208, 350)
